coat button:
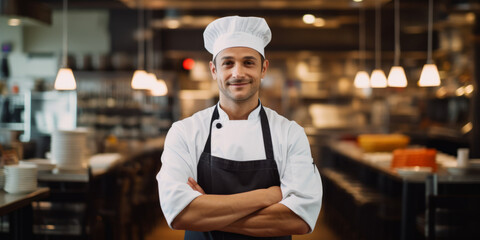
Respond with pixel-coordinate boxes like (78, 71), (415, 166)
(216, 123), (222, 129)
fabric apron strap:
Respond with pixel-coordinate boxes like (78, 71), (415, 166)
(259, 106), (274, 160)
(202, 105), (219, 154)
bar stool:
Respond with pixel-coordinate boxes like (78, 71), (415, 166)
(424, 175), (480, 240)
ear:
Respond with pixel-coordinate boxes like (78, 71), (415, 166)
(261, 59), (269, 79)
(209, 61), (217, 80)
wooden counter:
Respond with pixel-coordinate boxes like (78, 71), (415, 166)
(328, 140), (480, 183)
(0, 188), (50, 239)
(31, 138), (164, 240)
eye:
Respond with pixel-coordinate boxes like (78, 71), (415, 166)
(244, 60), (255, 66)
(222, 60), (234, 66)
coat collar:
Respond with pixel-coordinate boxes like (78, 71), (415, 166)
(216, 100), (262, 121)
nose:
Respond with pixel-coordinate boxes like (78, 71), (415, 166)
(232, 64), (245, 79)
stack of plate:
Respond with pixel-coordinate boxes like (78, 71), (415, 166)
(0, 169), (5, 189)
(4, 165), (37, 194)
(51, 130), (88, 170)
(20, 159), (56, 172)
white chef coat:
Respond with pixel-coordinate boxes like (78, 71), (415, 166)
(156, 103), (323, 232)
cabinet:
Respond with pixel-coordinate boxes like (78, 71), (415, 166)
(0, 90), (77, 143)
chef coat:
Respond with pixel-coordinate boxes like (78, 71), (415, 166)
(157, 102), (323, 233)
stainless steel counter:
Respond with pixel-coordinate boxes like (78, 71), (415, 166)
(320, 140), (480, 240)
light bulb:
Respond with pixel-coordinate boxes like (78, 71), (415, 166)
(418, 64), (440, 87)
(354, 71), (370, 88)
(54, 68), (76, 90)
(150, 79), (168, 96)
(387, 66), (408, 87)
(146, 73), (158, 89)
(131, 70), (150, 89)
(303, 14), (315, 24)
(370, 69), (387, 88)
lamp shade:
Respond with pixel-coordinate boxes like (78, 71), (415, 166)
(354, 71), (370, 88)
(131, 70), (150, 89)
(418, 63), (440, 87)
(54, 68), (76, 90)
(146, 73), (158, 88)
(370, 69), (387, 88)
(150, 79), (168, 96)
(387, 66), (408, 87)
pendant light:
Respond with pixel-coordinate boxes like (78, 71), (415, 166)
(151, 78), (168, 96)
(370, 0), (387, 88)
(145, 9), (168, 96)
(418, 0), (440, 87)
(387, 0), (408, 87)
(54, 0), (76, 90)
(354, 5), (370, 89)
(131, 0), (150, 90)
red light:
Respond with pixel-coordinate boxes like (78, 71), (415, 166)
(182, 58), (195, 70)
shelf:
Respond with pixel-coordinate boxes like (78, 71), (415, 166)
(0, 122), (24, 131)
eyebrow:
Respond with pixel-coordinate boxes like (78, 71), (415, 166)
(220, 56), (259, 62)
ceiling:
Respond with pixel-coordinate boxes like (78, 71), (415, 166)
(30, 0), (480, 61)
(118, 0), (389, 10)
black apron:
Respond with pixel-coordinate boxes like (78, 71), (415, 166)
(185, 105), (291, 240)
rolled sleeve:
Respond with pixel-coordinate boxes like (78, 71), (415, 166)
(157, 123), (202, 228)
(279, 124), (323, 232)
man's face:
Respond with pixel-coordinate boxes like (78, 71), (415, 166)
(209, 47), (268, 104)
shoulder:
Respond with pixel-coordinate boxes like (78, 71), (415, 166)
(172, 106), (214, 131)
(263, 106), (304, 134)
(165, 106), (215, 143)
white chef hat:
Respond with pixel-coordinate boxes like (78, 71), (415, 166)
(203, 16), (272, 59)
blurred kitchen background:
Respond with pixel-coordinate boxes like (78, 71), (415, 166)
(1, 0), (480, 240)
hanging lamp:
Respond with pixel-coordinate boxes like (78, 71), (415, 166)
(370, 0), (387, 88)
(354, 5), (370, 89)
(54, 0), (76, 90)
(151, 78), (168, 96)
(131, 0), (151, 90)
(387, 0), (408, 87)
(418, 0), (440, 87)
(145, 9), (168, 96)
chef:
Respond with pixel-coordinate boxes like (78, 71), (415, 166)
(157, 16), (323, 239)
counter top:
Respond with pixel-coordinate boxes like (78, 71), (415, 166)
(0, 187), (50, 216)
(328, 140), (480, 183)
(37, 136), (165, 183)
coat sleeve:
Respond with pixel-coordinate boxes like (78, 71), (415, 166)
(156, 122), (202, 228)
(278, 123), (323, 233)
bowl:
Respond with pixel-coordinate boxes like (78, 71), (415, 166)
(391, 148), (437, 171)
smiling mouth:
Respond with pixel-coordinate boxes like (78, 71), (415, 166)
(229, 82), (248, 86)
(227, 80), (252, 86)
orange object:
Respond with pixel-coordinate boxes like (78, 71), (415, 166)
(358, 134), (410, 152)
(391, 148), (437, 172)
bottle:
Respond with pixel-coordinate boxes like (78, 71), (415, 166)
(457, 148), (469, 168)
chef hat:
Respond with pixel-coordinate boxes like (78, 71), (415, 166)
(203, 16), (272, 59)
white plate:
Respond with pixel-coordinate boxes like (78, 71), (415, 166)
(446, 166), (480, 175)
(396, 166), (433, 177)
(20, 159), (56, 171)
(4, 187), (37, 194)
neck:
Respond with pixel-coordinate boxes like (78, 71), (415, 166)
(219, 98), (259, 120)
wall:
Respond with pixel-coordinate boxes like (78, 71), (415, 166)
(0, 10), (110, 92)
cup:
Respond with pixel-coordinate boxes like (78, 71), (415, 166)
(457, 148), (469, 168)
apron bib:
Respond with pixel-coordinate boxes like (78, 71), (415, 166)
(185, 105), (291, 240)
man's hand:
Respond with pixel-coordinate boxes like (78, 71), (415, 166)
(176, 178), (308, 236)
(186, 178), (281, 204)
(181, 178), (308, 236)
(187, 177), (205, 194)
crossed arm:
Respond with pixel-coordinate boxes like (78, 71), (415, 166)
(170, 178), (310, 237)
